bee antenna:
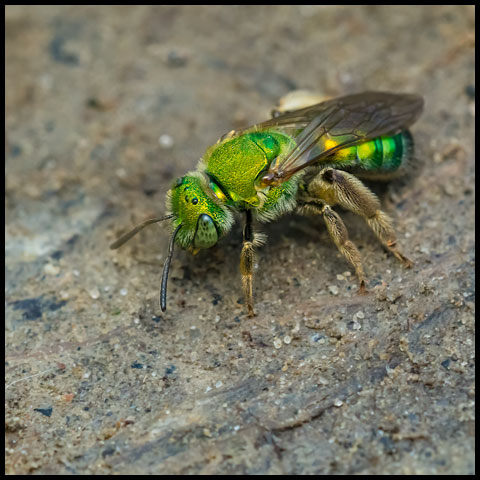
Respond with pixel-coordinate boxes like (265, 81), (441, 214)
(160, 224), (182, 312)
(110, 215), (174, 250)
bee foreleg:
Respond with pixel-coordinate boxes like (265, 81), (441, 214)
(307, 168), (413, 268)
(240, 210), (255, 317)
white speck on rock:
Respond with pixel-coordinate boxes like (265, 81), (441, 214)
(88, 286), (100, 299)
(44, 263), (60, 275)
(328, 285), (339, 295)
(158, 134), (174, 149)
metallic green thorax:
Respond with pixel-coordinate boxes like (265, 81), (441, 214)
(204, 130), (297, 207)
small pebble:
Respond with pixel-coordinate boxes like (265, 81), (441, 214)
(334, 399), (343, 407)
(310, 333), (322, 343)
(356, 310), (365, 319)
(44, 263), (60, 275)
(158, 134), (174, 149)
(328, 285), (339, 295)
(88, 286), (100, 299)
(273, 338), (282, 349)
(215, 380), (223, 389)
(283, 335), (292, 345)
(318, 376), (329, 385)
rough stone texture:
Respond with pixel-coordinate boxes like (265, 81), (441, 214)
(5, 5), (474, 475)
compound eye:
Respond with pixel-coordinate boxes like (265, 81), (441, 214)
(193, 214), (218, 249)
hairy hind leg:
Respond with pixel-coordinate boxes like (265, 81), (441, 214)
(305, 168), (413, 267)
(297, 202), (367, 292)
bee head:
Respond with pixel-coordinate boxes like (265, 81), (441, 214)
(167, 172), (233, 252)
(110, 172), (233, 313)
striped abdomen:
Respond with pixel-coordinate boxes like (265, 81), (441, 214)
(323, 131), (413, 174)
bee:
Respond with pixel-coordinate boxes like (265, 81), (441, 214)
(110, 91), (424, 317)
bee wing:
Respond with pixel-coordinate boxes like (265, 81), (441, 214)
(254, 91), (423, 186)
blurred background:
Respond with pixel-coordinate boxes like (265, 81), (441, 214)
(5, 5), (474, 475)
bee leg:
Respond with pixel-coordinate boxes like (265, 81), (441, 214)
(297, 202), (367, 292)
(240, 210), (255, 317)
(307, 168), (413, 267)
(321, 205), (367, 293)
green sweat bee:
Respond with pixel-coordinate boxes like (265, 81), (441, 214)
(111, 91), (424, 317)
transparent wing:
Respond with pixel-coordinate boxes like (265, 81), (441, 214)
(250, 91), (424, 187)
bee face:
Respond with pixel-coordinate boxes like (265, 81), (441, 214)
(167, 173), (233, 250)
